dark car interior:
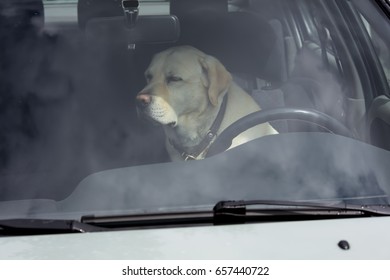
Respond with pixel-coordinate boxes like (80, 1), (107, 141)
(0, 0), (390, 202)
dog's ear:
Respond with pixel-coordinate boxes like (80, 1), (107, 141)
(200, 56), (232, 106)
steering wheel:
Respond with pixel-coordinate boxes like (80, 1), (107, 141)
(206, 107), (354, 157)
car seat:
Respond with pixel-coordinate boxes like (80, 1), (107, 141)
(170, 0), (278, 92)
(169, 0), (293, 132)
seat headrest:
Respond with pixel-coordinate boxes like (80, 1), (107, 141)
(176, 11), (276, 81)
(0, 0), (44, 33)
(170, 0), (228, 16)
(78, 0), (123, 29)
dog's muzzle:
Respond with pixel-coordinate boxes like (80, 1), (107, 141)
(135, 93), (177, 127)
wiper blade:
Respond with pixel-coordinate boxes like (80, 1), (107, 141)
(213, 200), (390, 225)
(81, 211), (214, 228)
(0, 219), (103, 236)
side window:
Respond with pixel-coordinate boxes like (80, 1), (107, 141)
(360, 15), (390, 88)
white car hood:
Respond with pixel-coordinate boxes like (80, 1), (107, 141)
(0, 216), (389, 259)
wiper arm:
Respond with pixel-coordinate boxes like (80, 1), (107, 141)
(0, 219), (103, 236)
(213, 200), (390, 225)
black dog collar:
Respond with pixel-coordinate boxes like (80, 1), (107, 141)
(169, 94), (228, 160)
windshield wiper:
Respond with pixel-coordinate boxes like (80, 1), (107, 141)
(80, 200), (390, 228)
(0, 219), (103, 236)
(4, 200), (388, 236)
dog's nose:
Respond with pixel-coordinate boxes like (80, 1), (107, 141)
(136, 93), (152, 107)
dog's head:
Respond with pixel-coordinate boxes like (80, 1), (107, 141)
(136, 46), (232, 127)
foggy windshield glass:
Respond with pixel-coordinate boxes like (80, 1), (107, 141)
(1, 0), (390, 219)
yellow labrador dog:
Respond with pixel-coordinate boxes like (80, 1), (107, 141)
(136, 46), (277, 161)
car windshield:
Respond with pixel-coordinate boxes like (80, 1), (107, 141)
(1, 0), (390, 220)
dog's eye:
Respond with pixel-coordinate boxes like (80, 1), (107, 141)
(166, 76), (183, 83)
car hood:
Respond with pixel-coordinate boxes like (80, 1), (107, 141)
(1, 216), (390, 259)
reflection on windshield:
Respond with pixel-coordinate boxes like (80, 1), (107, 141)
(0, 0), (390, 218)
